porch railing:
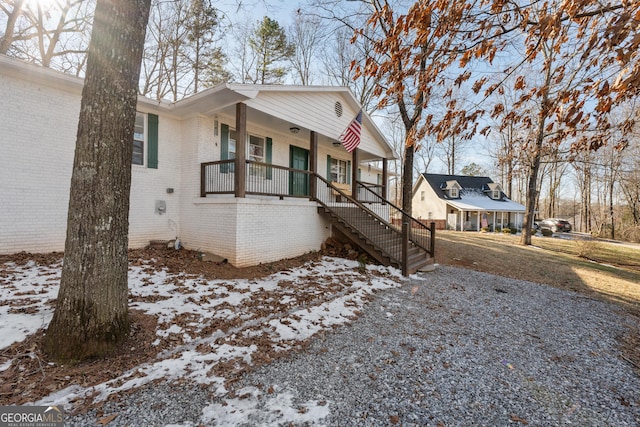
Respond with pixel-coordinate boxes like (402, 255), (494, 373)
(201, 160), (312, 198)
(314, 175), (405, 263)
(356, 181), (435, 258)
(200, 160), (235, 195)
(356, 181), (384, 203)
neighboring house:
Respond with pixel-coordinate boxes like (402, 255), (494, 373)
(412, 173), (526, 232)
(1, 55), (432, 272)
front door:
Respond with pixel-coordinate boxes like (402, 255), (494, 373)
(289, 146), (309, 196)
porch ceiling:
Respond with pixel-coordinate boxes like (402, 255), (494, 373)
(171, 83), (396, 161)
(209, 103), (388, 161)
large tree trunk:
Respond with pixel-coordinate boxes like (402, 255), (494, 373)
(402, 141), (414, 215)
(45, 0), (151, 362)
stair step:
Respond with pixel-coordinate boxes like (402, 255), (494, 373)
(318, 202), (433, 275)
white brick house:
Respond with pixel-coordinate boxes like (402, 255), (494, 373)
(0, 55), (396, 267)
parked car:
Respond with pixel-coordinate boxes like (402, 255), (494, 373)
(539, 218), (572, 232)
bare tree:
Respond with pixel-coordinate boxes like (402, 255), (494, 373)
(0, 0), (26, 54)
(288, 9), (323, 85)
(1, 0), (93, 71)
(141, 0), (227, 100)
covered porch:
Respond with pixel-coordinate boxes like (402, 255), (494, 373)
(174, 85), (402, 267)
(445, 197), (526, 232)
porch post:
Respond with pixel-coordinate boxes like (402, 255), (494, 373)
(235, 103), (246, 198)
(493, 212), (496, 232)
(476, 211), (480, 232)
(309, 130), (318, 200)
(501, 212), (504, 231)
(351, 148), (358, 200)
(382, 158), (388, 200)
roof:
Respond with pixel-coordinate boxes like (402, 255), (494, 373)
(419, 173), (525, 212)
(447, 192), (525, 212)
(0, 55), (395, 160)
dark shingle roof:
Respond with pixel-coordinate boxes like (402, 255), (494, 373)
(420, 173), (499, 200)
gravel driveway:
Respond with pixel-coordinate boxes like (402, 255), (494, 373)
(68, 265), (640, 426)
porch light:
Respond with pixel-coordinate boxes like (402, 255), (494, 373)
(332, 141), (342, 147)
(289, 126), (300, 134)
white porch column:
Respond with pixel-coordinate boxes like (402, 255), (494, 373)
(477, 212), (481, 231)
(493, 212), (496, 232)
(501, 212), (504, 230)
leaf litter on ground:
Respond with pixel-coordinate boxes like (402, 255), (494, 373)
(0, 248), (405, 425)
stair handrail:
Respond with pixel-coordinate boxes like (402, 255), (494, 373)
(314, 174), (407, 265)
(356, 181), (434, 257)
(314, 175), (396, 229)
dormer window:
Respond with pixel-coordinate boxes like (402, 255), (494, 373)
(487, 183), (503, 200)
(443, 180), (461, 198)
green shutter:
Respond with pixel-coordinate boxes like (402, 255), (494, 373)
(266, 137), (273, 179)
(220, 124), (229, 160)
(346, 160), (351, 184)
(326, 155), (332, 182)
(147, 113), (158, 169)
(220, 124), (229, 173)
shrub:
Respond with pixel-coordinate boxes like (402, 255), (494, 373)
(531, 228), (537, 235)
(575, 239), (599, 260)
(481, 226), (489, 232)
(510, 227), (517, 234)
(502, 228), (511, 234)
(541, 228), (553, 237)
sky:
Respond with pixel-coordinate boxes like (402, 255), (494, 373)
(0, 254), (408, 425)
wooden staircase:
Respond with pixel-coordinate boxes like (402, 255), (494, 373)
(314, 177), (434, 275)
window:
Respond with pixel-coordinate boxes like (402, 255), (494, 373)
(450, 188), (459, 198)
(228, 129), (236, 159)
(420, 191), (425, 201)
(132, 113), (145, 165)
(492, 190), (500, 199)
(330, 158), (348, 183)
(249, 135), (265, 176)
(249, 135), (265, 162)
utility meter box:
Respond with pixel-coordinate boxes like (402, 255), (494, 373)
(155, 200), (166, 214)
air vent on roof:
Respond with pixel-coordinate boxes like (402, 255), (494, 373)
(334, 101), (343, 117)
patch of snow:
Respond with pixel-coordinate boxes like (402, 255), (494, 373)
(2, 255), (404, 425)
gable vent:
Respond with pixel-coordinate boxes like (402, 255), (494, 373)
(334, 101), (343, 117)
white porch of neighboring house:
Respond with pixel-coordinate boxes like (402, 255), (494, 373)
(445, 194), (526, 232)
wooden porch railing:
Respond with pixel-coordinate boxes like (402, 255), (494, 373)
(201, 160), (312, 198)
(356, 181), (435, 260)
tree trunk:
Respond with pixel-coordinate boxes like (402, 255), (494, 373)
(45, 0), (151, 362)
(402, 140), (414, 216)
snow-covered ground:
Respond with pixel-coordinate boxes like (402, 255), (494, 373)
(0, 255), (405, 425)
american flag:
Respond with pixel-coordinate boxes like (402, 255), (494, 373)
(339, 110), (362, 153)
